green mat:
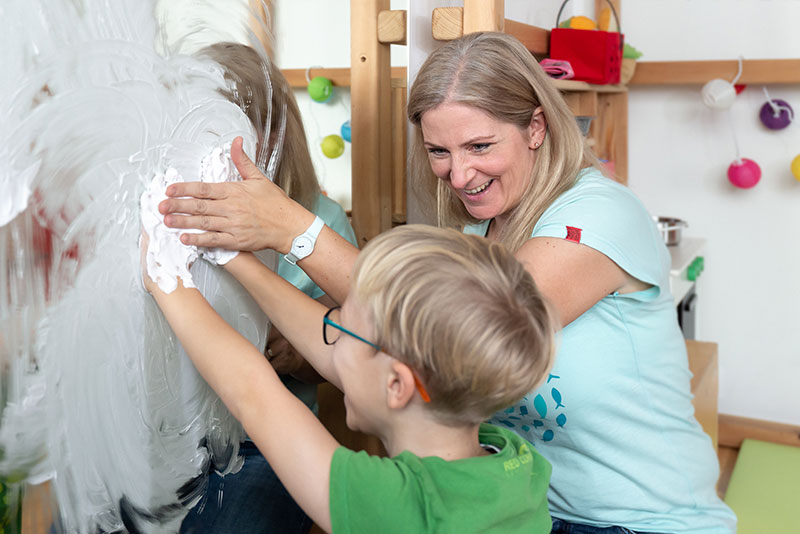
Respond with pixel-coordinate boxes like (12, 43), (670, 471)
(724, 439), (800, 533)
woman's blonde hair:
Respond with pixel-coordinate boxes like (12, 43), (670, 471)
(200, 42), (320, 211)
(351, 225), (558, 426)
(407, 32), (603, 253)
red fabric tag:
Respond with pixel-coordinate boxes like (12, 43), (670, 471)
(565, 226), (582, 243)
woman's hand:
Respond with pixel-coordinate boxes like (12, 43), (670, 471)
(158, 137), (315, 254)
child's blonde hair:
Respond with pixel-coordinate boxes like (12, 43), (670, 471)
(351, 225), (558, 425)
(199, 42), (320, 212)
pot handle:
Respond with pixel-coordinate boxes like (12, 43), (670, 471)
(662, 220), (688, 231)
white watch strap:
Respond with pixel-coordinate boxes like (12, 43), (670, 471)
(284, 216), (324, 265)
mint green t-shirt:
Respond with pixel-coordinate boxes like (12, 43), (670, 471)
(277, 194), (357, 411)
(466, 169), (736, 533)
(329, 424), (551, 534)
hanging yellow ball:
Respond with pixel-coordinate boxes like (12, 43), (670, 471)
(792, 154), (800, 182)
(321, 134), (345, 159)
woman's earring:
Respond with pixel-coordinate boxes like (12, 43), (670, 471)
(534, 142), (540, 148)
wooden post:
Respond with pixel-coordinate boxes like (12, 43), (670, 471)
(463, 0), (504, 33)
(350, 0), (393, 245)
(391, 76), (407, 224)
(249, 0), (273, 57)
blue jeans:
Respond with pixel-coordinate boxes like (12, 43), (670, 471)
(180, 441), (312, 534)
(551, 518), (669, 534)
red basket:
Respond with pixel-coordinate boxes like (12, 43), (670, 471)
(549, 0), (624, 85)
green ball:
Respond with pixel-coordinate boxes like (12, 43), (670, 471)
(308, 76), (333, 102)
(321, 134), (345, 159)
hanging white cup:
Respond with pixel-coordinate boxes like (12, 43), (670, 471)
(702, 79), (737, 110)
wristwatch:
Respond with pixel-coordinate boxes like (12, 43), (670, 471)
(284, 216), (325, 265)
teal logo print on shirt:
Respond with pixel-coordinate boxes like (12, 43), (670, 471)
(493, 373), (567, 443)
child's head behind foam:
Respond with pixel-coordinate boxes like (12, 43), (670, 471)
(351, 224), (558, 426)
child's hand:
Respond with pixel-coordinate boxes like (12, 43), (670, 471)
(140, 230), (157, 294)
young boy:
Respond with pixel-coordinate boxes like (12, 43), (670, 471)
(142, 160), (558, 532)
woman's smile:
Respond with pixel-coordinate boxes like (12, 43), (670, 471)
(464, 179), (494, 196)
(421, 102), (539, 223)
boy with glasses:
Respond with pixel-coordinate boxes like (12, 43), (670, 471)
(142, 159), (558, 531)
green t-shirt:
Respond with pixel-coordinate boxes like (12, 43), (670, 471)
(329, 423), (552, 534)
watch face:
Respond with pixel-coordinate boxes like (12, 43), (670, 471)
(293, 236), (313, 258)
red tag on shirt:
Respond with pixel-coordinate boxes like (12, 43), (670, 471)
(565, 226), (582, 243)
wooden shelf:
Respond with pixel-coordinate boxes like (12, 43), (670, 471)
(629, 59), (800, 86)
(552, 79), (628, 93)
(281, 66), (407, 88)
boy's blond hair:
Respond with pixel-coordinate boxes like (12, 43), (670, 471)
(351, 225), (558, 425)
(199, 42), (320, 212)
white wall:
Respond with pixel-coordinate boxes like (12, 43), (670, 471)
(407, 1), (800, 425)
(623, 1), (800, 426)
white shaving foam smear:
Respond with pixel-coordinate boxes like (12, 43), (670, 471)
(140, 146), (239, 295)
(0, 0), (281, 532)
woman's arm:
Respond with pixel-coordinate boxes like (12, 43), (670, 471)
(157, 137), (358, 303)
(146, 277), (336, 532)
(516, 237), (649, 327)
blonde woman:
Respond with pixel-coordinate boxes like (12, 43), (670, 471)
(179, 43), (357, 534)
(162, 33), (735, 533)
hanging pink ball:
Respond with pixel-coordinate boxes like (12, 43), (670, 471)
(727, 158), (761, 189)
(759, 99), (793, 130)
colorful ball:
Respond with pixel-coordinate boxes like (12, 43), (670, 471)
(308, 76), (333, 103)
(321, 134), (345, 158)
(340, 120), (351, 143)
(791, 154), (800, 181)
(759, 99), (793, 130)
(727, 158), (761, 189)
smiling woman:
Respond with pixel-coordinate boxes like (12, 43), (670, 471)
(405, 32), (736, 534)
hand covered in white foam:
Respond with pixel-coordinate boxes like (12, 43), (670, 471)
(139, 145), (240, 293)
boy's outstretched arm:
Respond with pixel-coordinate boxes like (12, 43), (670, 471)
(143, 250), (337, 532)
(223, 251), (342, 389)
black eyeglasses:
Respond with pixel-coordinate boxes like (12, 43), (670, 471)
(322, 307), (431, 403)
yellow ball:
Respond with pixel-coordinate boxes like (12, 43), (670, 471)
(792, 154), (800, 181)
(321, 134), (345, 159)
(569, 15), (597, 30)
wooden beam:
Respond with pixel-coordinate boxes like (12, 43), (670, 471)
(686, 340), (719, 451)
(249, 0), (273, 57)
(378, 10), (407, 45)
(630, 59), (800, 85)
(350, 0), (393, 244)
(432, 7), (549, 57)
(463, 0), (504, 33)
(592, 91), (628, 183)
(719, 414), (800, 449)
(391, 82), (407, 225)
(280, 67), (406, 88)
(431, 7), (463, 40)
(503, 19), (549, 57)
(595, 0), (622, 29)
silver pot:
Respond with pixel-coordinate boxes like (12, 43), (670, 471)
(653, 216), (687, 246)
